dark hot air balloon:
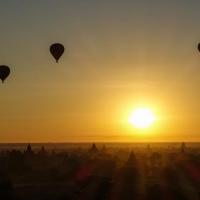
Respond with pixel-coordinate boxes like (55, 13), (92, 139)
(50, 43), (65, 63)
(198, 43), (200, 52)
(0, 65), (10, 83)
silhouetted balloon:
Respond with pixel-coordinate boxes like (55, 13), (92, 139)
(50, 43), (65, 63)
(0, 65), (10, 83)
(198, 43), (200, 52)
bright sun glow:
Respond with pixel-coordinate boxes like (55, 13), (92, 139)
(129, 108), (156, 129)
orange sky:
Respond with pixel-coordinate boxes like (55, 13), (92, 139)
(1, 1), (200, 142)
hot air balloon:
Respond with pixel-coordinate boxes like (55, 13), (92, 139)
(198, 43), (200, 52)
(0, 65), (10, 83)
(50, 43), (65, 63)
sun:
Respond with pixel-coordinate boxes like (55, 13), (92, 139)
(129, 108), (156, 129)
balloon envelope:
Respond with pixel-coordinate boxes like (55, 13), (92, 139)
(50, 43), (65, 63)
(0, 65), (10, 83)
(198, 43), (200, 52)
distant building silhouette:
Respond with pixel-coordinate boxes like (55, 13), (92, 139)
(89, 143), (99, 154)
(150, 152), (161, 167)
(38, 146), (47, 156)
(126, 151), (136, 166)
(101, 145), (107, 153)
(181, 142), (186, 153)
(24, 144), (34, 156)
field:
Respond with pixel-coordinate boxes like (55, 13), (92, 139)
(0, 143), (199, 200)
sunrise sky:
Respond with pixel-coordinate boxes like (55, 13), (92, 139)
(1, 0), (200, 142)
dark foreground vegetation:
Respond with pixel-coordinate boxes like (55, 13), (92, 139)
(0, 143), (199, 200)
